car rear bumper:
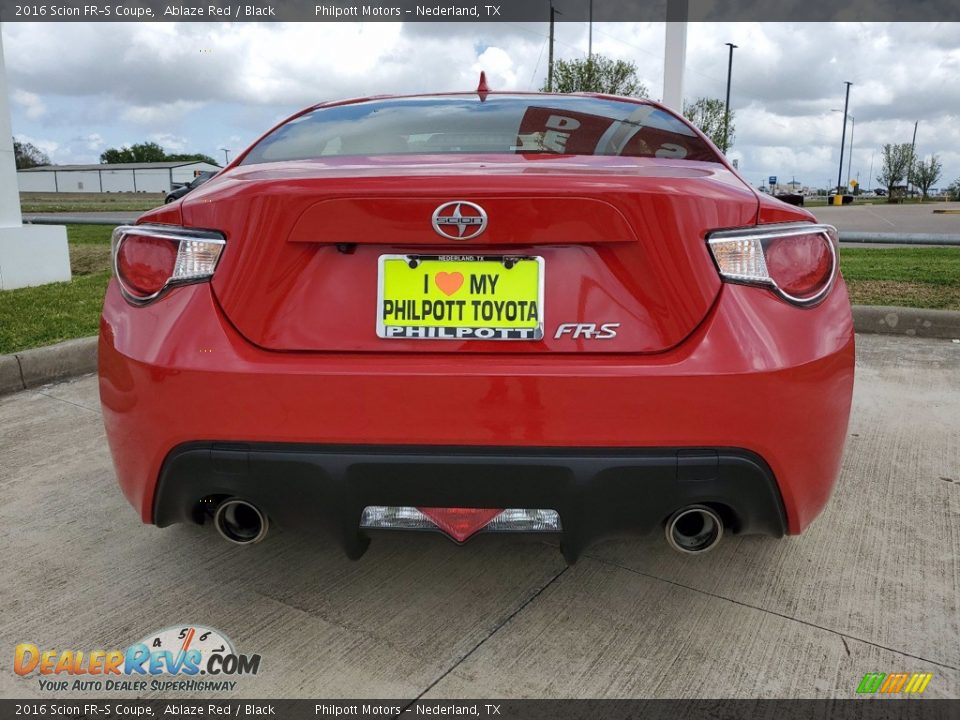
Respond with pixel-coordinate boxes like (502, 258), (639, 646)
(99, 276), (855, 553)
(155, 443), (786, 562)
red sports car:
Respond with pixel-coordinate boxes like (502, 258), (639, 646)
(99, 89), (855, 562)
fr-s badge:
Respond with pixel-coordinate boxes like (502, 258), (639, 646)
(554, 323), (620, 340)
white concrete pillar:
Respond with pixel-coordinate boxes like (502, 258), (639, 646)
(0, 24), (22, 228)
(662, 21), (687, 113)
(0, 23), (71, 290)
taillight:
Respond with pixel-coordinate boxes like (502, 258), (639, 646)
(707, 222), (838, 306)
(111, 225), (225, 304)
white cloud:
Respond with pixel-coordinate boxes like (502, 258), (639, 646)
(12, 89), (46, 119)
(2, 21), (959, 188)
(147, 133), (189, 152)
(121, 100), (204, 126)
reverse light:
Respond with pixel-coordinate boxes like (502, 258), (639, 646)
(359, 506), (562, 543)
(707, 222), (838, 306)
(111, 225), (225, 304)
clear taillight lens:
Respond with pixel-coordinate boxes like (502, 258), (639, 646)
(707, 223), (838, 306)
(360, 506), (562, 543)
(111, 225), (225, 304)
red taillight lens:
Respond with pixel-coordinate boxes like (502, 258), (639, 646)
(707, 223), (838, 306)
(416, 508), (505, 543)
(112, 225), (225, 304)
(763, 233), (833, 299)
(116, 235), (178, 298)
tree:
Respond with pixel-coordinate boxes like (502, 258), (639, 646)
(911, 155), (942, 201)
(166, 152), (219, 165)
(876, 143), (914, 202)
(542, 55), (648, 98)
(13, 138), (50, 169)
(683, 97), (735, 151)
(948, 178), (960, 202)
(100, 141), (167, 164)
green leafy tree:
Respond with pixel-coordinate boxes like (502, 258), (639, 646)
(543, 55), (648, 97)
(911, 155), (942, 201)
(13, 138), (50, 169)
(876, 143), (914, 202)
(683, 97), (735, 152)
(948, 178), (960, 202)
(99, 141), (168, 164)
(166, 152), (219, 165)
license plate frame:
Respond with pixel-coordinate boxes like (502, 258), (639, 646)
(377, 254), (545, 341)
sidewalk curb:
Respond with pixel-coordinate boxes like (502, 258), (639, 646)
(851, 305), (960, 340)
(2, 306), (959, 398)
(1, 337), (98, 396)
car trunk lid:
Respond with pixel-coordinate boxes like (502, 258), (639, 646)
(182, 155), (758, 354)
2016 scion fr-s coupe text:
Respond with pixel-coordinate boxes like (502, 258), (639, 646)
(99, 84), (855, 562)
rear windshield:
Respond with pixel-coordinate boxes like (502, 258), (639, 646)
(240, 95), (720, 165)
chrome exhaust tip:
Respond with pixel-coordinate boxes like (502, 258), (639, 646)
(665, 505), (724, 554)
(213, 499), (268, 545)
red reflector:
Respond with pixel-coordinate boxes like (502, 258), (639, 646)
(417, 507), (504, 543)
(763, 233), (832, 299)
(116, 235), (178, 298)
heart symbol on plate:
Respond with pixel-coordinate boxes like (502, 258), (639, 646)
(435, 271), (464, 296)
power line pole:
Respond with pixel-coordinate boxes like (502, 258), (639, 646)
(837, 81), (852, 195)
(723, 42), (737, 154)
(547, 3), (556, 92)
(908, 120), (918, 195)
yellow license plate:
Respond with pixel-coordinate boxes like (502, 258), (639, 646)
(377, 255), (544, 341)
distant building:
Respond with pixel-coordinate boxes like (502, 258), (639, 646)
(17, 161), (221, 194)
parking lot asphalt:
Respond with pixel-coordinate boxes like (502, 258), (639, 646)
(813, 201), (960, 233)
(0, 333), (957, 700)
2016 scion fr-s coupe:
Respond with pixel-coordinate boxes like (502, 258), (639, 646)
(99, 84), (855, 562)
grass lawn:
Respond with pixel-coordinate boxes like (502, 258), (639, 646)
(1, 233), (959, 355)
(0, 225), (113, 354)
(840, 247), (960, 310)
(19, 191), (164, 214)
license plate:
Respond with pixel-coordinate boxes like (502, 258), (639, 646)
(377, 255), (544, 341)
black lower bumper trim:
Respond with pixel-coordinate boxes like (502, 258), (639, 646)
(153, 443), (787, 562)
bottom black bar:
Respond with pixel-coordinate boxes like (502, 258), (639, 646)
(1, 700), (957, 720)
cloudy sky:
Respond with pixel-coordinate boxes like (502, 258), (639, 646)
(3, 21), (959, 190)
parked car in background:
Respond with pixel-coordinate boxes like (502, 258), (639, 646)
(775, 192), (804, 206)
(100, 90), (855, 562)
(164, 171), (216, 203)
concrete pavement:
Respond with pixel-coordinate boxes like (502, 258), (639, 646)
(0, 333), (957, 699)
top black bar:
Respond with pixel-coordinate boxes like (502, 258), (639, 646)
(1, 0), (958, 23)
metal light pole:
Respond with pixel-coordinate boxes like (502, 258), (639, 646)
(831, 109), (855, 190)
(220, 148), (230, 165)
(848, 115), (855, 189)
(723, 43), (737, 154)
(836, 81), (852, 195)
